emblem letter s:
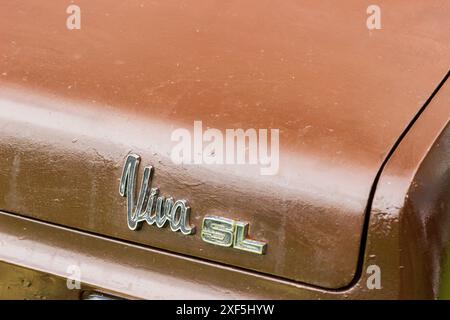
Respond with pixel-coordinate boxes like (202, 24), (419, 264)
(201, 216), (235, 247)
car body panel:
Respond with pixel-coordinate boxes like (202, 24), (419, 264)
(0, 0), (449, 292)
(1, 78), (447, 300)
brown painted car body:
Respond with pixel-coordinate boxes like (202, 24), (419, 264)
(0, 0), (449, 299)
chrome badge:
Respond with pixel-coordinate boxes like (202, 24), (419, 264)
(201, 216), (267, 255)
(119, 154), (195, 235)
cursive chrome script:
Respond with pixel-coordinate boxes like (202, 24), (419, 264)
(119, 154), (195, 235)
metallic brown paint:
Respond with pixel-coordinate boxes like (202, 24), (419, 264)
(0, 0), (449, 298)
